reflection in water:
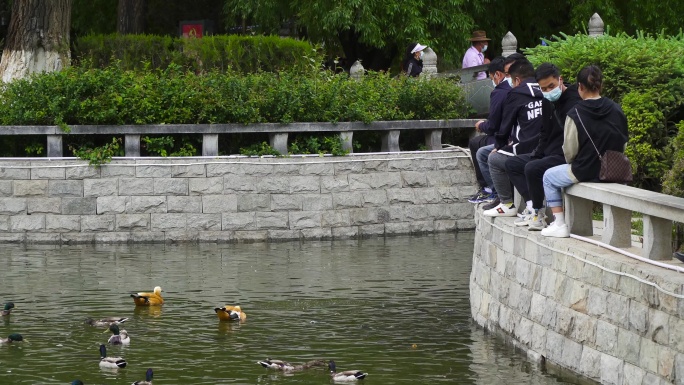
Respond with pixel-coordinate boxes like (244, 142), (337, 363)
(0, 233), (578, 384)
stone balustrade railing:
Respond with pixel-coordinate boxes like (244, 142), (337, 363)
(564, 183), (684, 260)
(0, 120), (479, 158)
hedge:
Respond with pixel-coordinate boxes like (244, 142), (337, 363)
(525, 31), (684, 191)
(74, 34), (322, 74)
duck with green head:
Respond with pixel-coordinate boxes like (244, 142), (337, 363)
(132, 368), (153, 384)
(105, 324), (130, 345)
(99, 344), (126, 369)
(0, 333), (23, 344)
(258, 358), (327, 371)
(71, 380), (84, 385)
(1, 302), (15, 316)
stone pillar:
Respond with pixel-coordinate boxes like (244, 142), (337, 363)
(202, 134), (219, 157)
(125, 134), (140, 157)
(47, 135), (63, 158)
(424, 129), (441, 151)
(350, 60), (364, 81)
(642, 215), (672, 260)
(588, 13), (605, 37)
(269, 133), (288, 155)
(381, 130), (400, 152)
(339, 131), (353, 153)
(501, 31), (518, 57)
(422, 47), (437, 77)
(602, 204), (632, 247)
(565, 195), (593, 236)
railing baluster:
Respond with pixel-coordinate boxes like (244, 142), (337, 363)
(202, 134), (219, 157)
(565, 195), (593, 236)
(125, 134), (140, 157)
(339, 131), (353, 153)
(47, 135), (63, 158)
(269, 133), (289, 155)
(602, 204), (632, 247)
(424, 129), (442, 151)
(642, 214), (672, 260)
(381, 130), (400, 152)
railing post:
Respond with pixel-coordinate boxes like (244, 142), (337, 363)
(269, 133), (288, 155)
(424, 129), (442, 151)
(381, 130), (400, 152)
(602, 204), (632, 247)
(339, 131), (353, 153)
(350, 60), (364, 81)
(642, 215), (672, 260)
(125, 134), (140, 157)
(422, 48), (437, 78)
(47, 135), (62, 157)
(588, 13), (605, 37)
(202, 134), (219, 157)
(501, 32), (518, 57)
(565, 195), (593, 236)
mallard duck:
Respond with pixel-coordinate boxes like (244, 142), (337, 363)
(99, 344), (126, 369)
(104, 324), (130, 345)
(84, 317), (128, 328)
(258, 358), (326, 371)
(214, 305), (246, 322)
(71, 380), (84, 385)
(0, 333), (23, 344)
(130, 286), (164, 306)
(1, 302), (14, 316)
(328, 360), (367, 382)
(132, 368), (153, 384)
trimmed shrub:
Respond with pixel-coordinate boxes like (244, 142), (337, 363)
(525, 32), (684, 190)
(74, 34), (321, 74)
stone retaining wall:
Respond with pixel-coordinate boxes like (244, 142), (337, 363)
(0, 151), (476, 244)
(470, 210), (684, 385)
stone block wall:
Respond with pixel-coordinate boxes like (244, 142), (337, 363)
(0, 151), (476, 244)
(471, 210), (684, 385)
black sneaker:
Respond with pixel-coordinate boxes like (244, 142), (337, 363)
(674, 252), (684, 263)
(468, 189), (489, 203)
(482, 197), (500, 210)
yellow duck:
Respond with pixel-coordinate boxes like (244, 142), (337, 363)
(214, 305), (246, 322)
(130, 286), (164, 306)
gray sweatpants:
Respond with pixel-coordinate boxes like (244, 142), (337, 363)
(488, 151), (514, 204)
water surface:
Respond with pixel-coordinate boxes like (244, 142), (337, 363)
(0, 233), (578, 384)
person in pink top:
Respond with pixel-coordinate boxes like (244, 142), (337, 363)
(462, 30), (491, 80)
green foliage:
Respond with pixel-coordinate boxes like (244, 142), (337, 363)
(526, 32), (684, 190)
(142, 136), (175, 157)
(239, 142), (281, 156)
(289, 134), (348, 156)
(0, 65), (469, 126)
(24, 143), (44, 156)
(663, 121), (684, 198)
(69, 137), (122, 166)
(74, 34), (322, 74)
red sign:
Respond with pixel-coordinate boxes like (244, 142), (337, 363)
(182, 24), (203, 38)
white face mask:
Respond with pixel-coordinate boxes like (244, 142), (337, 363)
(505, 77), (514, 87)
(482, 44), (488, 52)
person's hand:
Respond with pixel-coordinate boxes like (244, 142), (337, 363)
(475, 120), (485, 132)
(491, 148), (497, 154)
(484, 58), (491, 64)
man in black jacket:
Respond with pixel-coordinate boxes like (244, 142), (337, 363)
(483, 59), (543, 217)
(505, 63), (582, 229)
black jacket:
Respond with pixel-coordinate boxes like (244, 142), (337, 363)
(479, 81), (512, 145)
(405, 57), (423, 77)
(495, 79), (544, 155)
(533, 84), (582, 157)
(565, 97), (629, 182)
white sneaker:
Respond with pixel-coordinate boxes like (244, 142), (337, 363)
(527, 210), (547, 231)
(540, 221), (570, 238)
(515, 208), (534, 226)
(483, 203), (517, 217)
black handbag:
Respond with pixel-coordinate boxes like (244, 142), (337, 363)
(575, 108), (633, 184)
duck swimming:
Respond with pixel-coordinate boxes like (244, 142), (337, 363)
(71, 380), (84, 385)
(105, 324), (130, 345)
(99, 344), (126, 369)
(258, 358), (327, 371)
(0, 333), (23, 344)
(328, 360), (367, 382)
(131, 286), (164, 306)
(132, 368), (153, 384)
(214, 305), (246, 322)
(1, 302), (14, 316)
(84, 317), (128, 328)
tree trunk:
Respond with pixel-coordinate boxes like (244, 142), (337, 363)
(117, 0), (146, 34)
(0, 0), (73, 83)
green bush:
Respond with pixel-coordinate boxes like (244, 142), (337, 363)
(74, 34), (322, 74)
(0, 65), (469, 126)
(663, 121), (684, 198)
(526, 32), (684, 190)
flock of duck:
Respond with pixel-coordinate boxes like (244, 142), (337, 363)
(1, 286), (369, 384)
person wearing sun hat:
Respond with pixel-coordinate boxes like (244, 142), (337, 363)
(401, 42), (428, 77)
(462, 30), (491, 80)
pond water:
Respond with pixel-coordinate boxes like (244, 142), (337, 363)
(0, 233), (581, 385)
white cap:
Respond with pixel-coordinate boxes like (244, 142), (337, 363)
(411, 43), (428, 54)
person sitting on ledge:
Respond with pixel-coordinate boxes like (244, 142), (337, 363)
(540, 64), (628, 238)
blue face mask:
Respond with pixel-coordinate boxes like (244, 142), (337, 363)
(543, 86), (562, 102)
